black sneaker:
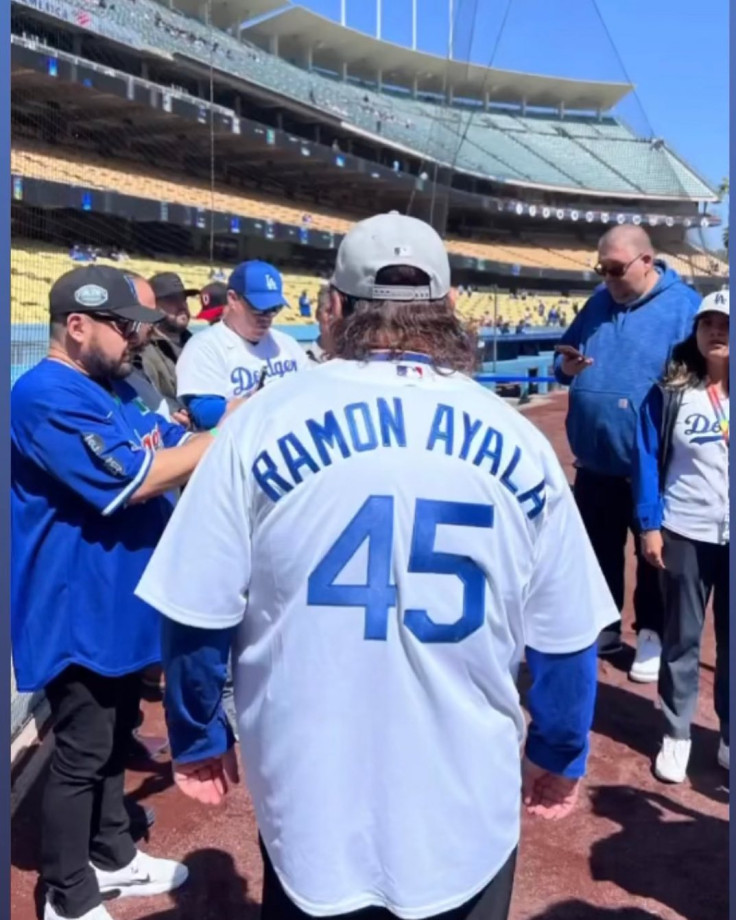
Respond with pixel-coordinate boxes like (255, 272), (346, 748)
(597, 628), (624, 657)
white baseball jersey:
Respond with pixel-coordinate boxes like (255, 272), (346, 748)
(663, 385), (729, 544)
(175, 320), (309, 400)
(137, 355), (619, 919)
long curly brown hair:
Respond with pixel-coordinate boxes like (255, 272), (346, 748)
(328, 266), (478, 375)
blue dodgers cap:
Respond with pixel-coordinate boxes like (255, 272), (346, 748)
(228, 260), (289, 311)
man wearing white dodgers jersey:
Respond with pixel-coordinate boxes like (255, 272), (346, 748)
(175, 259), (308, 430)
(137, 214), (620, 920)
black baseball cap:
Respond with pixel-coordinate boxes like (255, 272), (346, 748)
(49, 266), (165, 323)
(196, 282), (228, 321)
(149, 272), (199, 300)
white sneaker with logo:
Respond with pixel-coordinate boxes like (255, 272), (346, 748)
(629, 629), (662, 683)
(44, 902), (113, 920)
(718, 739), (729, 771)
(93, 849), (189, 899)
(654, 736), (692, 783)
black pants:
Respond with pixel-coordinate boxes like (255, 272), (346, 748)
(260, 839), (516, 920)
(42, 666), (141, 917)
(659, 529), (730, 744)
(573, 467), (664, 636)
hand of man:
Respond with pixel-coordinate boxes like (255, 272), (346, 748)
(556, 344), (593, 377)
(522, 756), (580, 821)
(641, 530), (666, 570)
(172, 747), (239, 806)
(560, 354), (594, 377)
(172, 409), (191, 429)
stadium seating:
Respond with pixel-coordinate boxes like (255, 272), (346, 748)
(12, 143), (725, 282)
(26, 0), (714, 198)
(10, 244), (323, 326)
(10, 243), (582, 329)
(11, 144), (357, 234)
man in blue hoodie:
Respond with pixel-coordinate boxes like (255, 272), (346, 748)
(553, 226), (700, 677)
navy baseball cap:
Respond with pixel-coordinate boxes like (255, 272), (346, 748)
(228, 260), (288, 311)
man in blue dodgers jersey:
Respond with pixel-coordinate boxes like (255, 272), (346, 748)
(137, 214), (619, 920)
(175, 259), (309, 431)
(11, 265), (232, 920)
(554, 225), (700, 677)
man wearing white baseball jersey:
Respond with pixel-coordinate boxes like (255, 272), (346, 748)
(175, 260), (309, 430)
(137, 214), (619, 920)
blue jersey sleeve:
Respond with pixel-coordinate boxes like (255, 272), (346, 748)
(183, 395), (227, 431)
(161, 618), (237, 762)
(632, 385), (664, 531)
(524, 643), (598, 779)
(12, 385), (153, 517)
(158, 417), (192, 449)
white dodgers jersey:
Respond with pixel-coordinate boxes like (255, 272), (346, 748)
(138, 355), (618, 918)
(176, 321), (309, 400)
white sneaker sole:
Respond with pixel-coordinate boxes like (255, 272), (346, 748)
(99, 869), (189, 900)
(628, 667), (659, 684)
(654, 763), (686, 784)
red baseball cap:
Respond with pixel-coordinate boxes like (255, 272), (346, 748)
(196, 282), (228, 322)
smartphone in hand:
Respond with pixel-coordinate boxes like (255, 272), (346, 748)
(554, 344), (584, 360)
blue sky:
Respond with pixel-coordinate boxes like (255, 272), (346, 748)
(295, 0), (729, 250)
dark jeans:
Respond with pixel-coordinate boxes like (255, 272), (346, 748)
(659, 529), (730, 744)
(260, 838), (516, 920)
(42, 666), (141, 917)
(573, 467), (664, 637)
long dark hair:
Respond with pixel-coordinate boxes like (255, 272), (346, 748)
(661, 333), (707, 391)
(329, 265), (477, 375)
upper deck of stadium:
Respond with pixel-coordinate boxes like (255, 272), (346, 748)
(174, 0), (631, 111)
(11, 0), (719, 203)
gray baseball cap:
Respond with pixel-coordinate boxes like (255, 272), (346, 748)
(331, 212), (451, 302)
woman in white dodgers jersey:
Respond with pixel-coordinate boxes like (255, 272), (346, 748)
(633, 289), (730, 784)
(136, 213), (619, 920)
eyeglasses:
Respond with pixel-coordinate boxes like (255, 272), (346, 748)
(594, 253), (647, 279)
(240, 296), (282, 318)
(89, 313), (143, 339)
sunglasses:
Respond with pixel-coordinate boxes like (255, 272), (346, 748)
(240, 296), (282, 318)
(89, 313), (143, 339)
(594, 253), (647, 279)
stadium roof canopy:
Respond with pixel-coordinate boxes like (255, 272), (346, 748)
(235, 6), (632, 111)
(172, 0), (286, 28)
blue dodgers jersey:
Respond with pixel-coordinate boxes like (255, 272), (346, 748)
(11, 359), (189, 692)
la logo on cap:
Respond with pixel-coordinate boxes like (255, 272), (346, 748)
(265, 275), (278, 291)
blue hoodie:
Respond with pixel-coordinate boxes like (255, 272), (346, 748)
(553, 262), (700, 477)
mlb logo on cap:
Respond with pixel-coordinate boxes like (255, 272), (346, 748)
(228, 260), (289, 312)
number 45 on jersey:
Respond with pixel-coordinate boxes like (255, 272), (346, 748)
(307, 496), (494, 644)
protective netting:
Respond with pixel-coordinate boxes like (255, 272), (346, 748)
(9, 0), (726, 739)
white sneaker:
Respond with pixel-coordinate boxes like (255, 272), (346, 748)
(44, 902), (113, 920)
(93, 849), (189, 899)
(629, 629), (662, 683)
(718, 739), (729, 771)
(654, 736), (692, 783)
